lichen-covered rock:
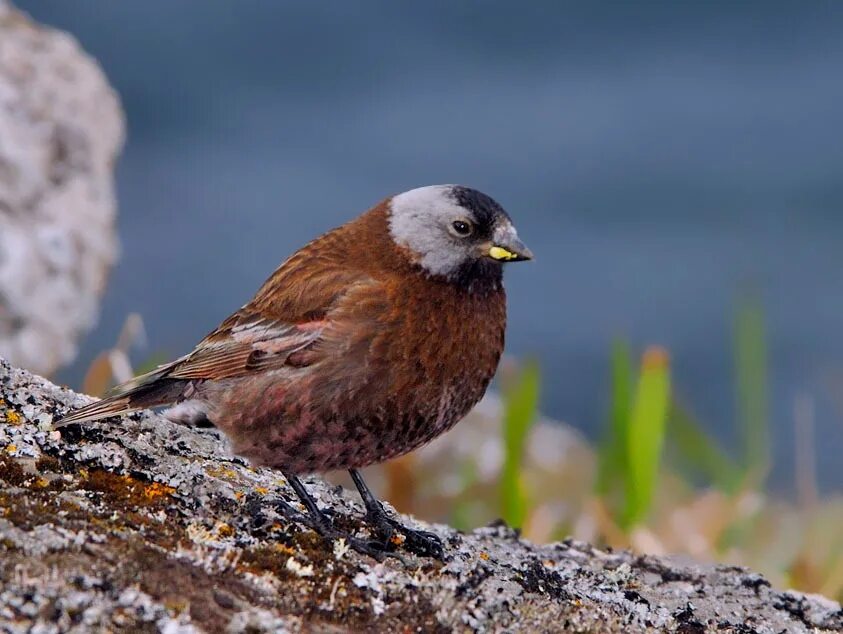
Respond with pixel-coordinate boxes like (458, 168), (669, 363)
(0, 358), (840, 633)
(0, 1), (124, 376)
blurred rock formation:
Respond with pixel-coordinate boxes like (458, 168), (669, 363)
(0, 0), (124, 376)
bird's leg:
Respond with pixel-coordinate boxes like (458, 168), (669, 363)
(349, 468), (444, 559)
(278, 472), (404, 563)
(284, 472), (333, 533)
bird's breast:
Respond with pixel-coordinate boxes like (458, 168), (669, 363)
(382, 281), (507, 434)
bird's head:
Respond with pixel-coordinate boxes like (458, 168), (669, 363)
(387, 185), (532, 282)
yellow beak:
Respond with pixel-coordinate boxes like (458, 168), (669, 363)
(489, 246), (520, 261)
(487, 237), (533, 262)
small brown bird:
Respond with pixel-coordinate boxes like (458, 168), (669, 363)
(58, 184), (532, 558)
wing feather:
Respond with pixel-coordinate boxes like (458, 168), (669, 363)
(168, 316), (325, 381)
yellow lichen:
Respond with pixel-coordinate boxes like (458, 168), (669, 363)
(142, 481), (176, 501)
(217, 522), (235, 538)
(479, 551), (490, 561)
(206, 465), (238, 479)
(4, 445), (17, 455)
(80, 469), (176, 510)
(254, 486), (269, 495)
(5, 411), (21, 425)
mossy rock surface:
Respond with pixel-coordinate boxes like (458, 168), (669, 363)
(0, 358), (841, 633)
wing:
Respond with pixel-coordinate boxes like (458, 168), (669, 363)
(170, 227), (379, 381)
(166, 311), (327, 380)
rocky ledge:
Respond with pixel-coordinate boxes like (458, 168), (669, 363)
(0, 358), (840, 633)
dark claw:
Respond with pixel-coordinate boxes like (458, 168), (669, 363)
(275, 473), (414, 564)
(273, 497), (411, 564)
(367, 512), (445, 560)
(348, 467), (445, 560)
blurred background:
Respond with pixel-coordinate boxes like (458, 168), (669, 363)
(7, 0), (843, 599)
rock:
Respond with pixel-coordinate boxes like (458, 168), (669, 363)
(0, 358), (840, 633)
(0, 1), (124, 376)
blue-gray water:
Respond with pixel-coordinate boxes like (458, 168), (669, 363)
(20, 1), (843, 491)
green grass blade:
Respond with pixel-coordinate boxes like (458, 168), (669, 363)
(596, 339), (634, 496)
(500, 360), (541, 528)
(669, 400), (742, 492)
(622, 347), (671, 528)
(734, 296), (770, 483)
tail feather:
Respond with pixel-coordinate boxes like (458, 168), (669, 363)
(55, 360), (186, 428)
(54, 395), (138, 427)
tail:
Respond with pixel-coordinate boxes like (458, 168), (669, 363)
(55, 360), (186, 428)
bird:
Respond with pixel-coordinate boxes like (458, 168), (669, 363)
(57, 184), (532, 559)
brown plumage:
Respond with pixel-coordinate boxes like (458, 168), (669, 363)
(58, 184), (532, 559)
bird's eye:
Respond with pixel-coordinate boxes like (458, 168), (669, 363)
(451, 220), (473, 236)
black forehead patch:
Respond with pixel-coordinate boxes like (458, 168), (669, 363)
(450, 186), (510, 229)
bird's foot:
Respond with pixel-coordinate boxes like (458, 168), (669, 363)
(364, 507), (445, 560)
(272, 498), (410, 564)
(347, 468), (445, 560)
